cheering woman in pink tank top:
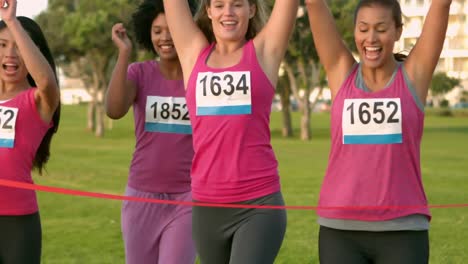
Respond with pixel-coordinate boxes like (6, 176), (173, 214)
(105, 1), (198, 263)
(0, 0), (61, 263)
(306, 0), (451, 263)
(162, 0), (298, 263)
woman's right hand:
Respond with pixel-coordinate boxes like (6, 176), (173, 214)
(111, 23), (132, 53)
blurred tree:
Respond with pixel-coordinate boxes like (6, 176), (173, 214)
(430, 72), (460, 107)
(430, 72), (460, 96)
(281, 0), (357, 140)
(36, 0), (139, 137)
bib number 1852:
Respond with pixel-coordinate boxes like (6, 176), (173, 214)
(145, 96), (192, 134)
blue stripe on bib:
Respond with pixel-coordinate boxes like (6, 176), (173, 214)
(344, 133), (402, 144)
(0, 138), (14, 148)
(145, 123), (192, 134)
(197, 105), (251, 116)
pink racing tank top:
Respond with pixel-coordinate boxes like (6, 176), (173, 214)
(127, 61), (193, 193)
(0, 88), (52, 215)
(318, 64), (430, 221)
(185, 40), (280, 203)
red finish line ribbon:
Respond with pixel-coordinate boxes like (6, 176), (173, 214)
(1, 179), (467, 210)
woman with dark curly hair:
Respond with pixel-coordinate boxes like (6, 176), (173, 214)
(0, 0), (60, 263)
(105, 0), (197, 263)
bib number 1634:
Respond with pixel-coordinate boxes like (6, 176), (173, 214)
(196, 71), (252, 116)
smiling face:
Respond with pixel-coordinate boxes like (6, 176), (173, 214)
(207, 0), (256, 42)
(0, 28), (29, 85)
(354, 5), (402, 68)
(151, 13), (178, 61)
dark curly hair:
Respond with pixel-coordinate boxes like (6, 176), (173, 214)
(132, 0), (198, 53)
(0, 16), (60, 175)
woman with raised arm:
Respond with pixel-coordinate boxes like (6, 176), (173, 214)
(105, 0), (197, 263)
(162, 0), (298, 263)
(305, 0), (451, 263)
(0, 0), (60, 263)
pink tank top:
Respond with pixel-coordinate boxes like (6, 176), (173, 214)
(127, 61), (193, 193)
(0, 89), (52, 215)
(186, 40), (280, 203)
(318, 64), (430, 221)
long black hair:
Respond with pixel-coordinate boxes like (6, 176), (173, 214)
(0, 16), (60, 174)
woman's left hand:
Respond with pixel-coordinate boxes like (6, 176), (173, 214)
(0, 0), (17, 23)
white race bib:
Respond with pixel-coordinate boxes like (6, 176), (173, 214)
(195, 71), (251, 116)
(0, 106), (19, 148)
(145, 96), (192, 134)
(342, 98), (402, 144)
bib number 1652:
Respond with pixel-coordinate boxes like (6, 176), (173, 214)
(342, 98), (402, 144)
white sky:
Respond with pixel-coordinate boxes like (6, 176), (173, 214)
(16, 0), (48, 18)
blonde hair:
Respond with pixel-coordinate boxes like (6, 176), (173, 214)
(194, 0), (269, 43)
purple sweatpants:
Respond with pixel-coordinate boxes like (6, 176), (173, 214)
(121, 186), (196, 264)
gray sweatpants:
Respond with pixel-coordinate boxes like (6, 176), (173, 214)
(192, 192), (287, 264)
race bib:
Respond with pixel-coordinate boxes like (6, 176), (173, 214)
(195, 71), (251, 116)
(145, 96), (192, 134)
(342, 98), (402, 144)
(0, 106), (19, 148)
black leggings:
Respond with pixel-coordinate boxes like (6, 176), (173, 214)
(0, 213), (42, 264)
(192, 192), (287, 264)
(319, 226), (429, 264)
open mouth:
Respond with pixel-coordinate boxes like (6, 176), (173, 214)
(159, 44), (175, 52)
(2, 63), (19, 74)
(364, 46), (382, 60)
(221, 20), (238, 30)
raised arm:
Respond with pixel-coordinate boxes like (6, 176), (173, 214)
(163, 0), (207, 82)
(405, 0), (452, 103)
(254, 0), (299, 83)
(105, 23), (137, 119)
(1, 0), (59, 122)
(305, 0), (355, 98)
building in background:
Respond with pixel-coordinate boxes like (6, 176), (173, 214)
(398, 0), (468, 106)
(58, 68), (92, 105)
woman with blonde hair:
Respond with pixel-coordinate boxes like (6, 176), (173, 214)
(163, 0), (299, 263)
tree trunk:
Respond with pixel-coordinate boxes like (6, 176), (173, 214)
(94, 88), (105, 137)
(95, 102), (105, 137)
(297, 60), (312, 140)
(280, 91), (293, 137)
(300, 90), (311, 140)
(87, 96), (96, 132)
(87, 54), (109, 137)
(87, 65), (101, 133)
(277, 73), (293, 138)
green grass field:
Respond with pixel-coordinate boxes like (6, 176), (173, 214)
(33, 105), (467, 263)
